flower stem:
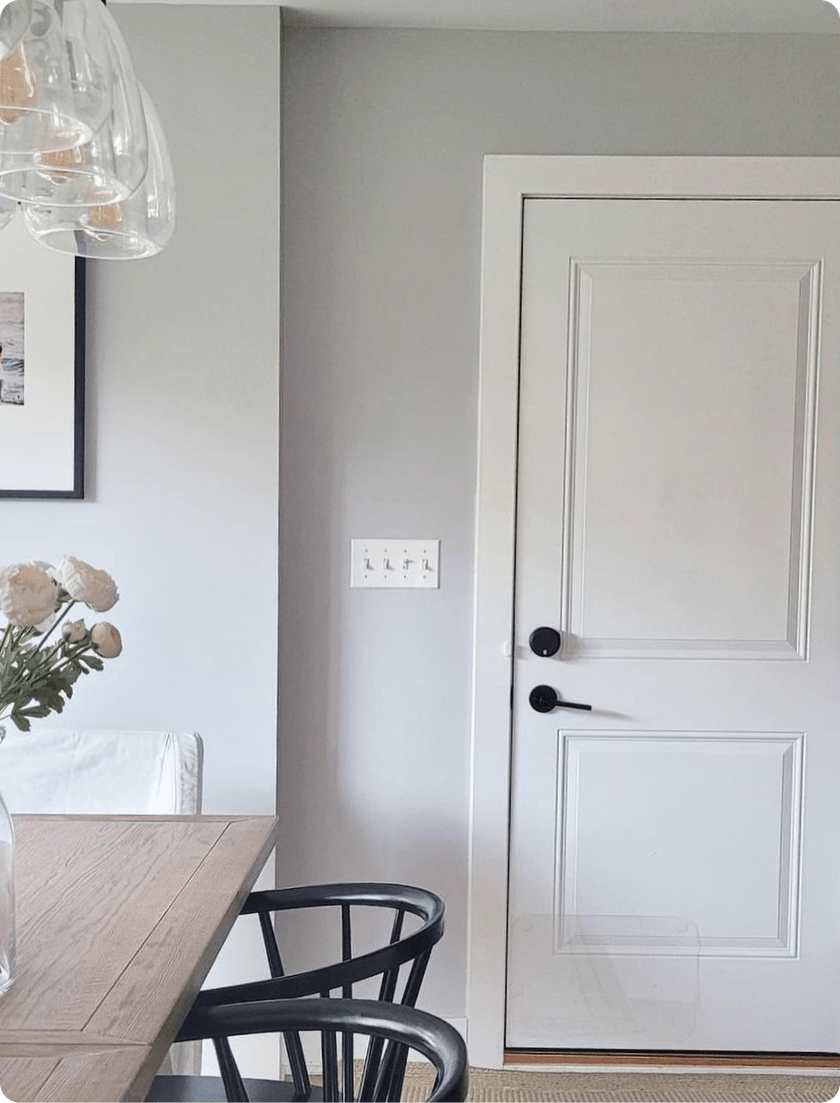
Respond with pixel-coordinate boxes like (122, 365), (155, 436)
(50, 641), (95, 676)
(32, 601), (76, 654)
(0, 631), (86, 706)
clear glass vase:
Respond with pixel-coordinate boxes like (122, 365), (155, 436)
(0, 724), (16, 996)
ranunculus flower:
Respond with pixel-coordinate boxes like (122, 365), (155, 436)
(0, 563), (59, 627)
(91, 622), (122, 658)
(54, 556), (119, 612)
(1, 554), (124, 733)
(61, 619), (87, 643)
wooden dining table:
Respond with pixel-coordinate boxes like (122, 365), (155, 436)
(0, 813), (278, 1103)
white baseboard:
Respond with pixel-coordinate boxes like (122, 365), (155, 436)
(499, 1062), (840, 1078)
(447, 1017), (468, 1042)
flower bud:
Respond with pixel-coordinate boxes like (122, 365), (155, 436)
(61, 619), (87, 643)
(91, 622), (122, 658)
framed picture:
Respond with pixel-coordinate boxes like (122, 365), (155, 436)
(0, 216), (84, 499)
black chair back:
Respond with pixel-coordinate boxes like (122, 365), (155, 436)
(176, 997), (468, 1103)
(193, 883), (445, 1100)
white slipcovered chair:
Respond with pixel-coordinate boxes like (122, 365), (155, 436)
(0, 728), (202, 815)
(0, 727), (204, 1074)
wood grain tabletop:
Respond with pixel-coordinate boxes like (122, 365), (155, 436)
(0, 814), (278, 1102)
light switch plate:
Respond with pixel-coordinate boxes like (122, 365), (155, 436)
(351, 539), (440, 588)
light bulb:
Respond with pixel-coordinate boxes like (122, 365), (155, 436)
(84, 201), (124, 232)
(37, 143), (85, 183)
(0, 44), (36, 126)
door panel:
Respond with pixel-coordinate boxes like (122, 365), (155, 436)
(507, 199), (840, 1052)
(566, 260), (818, 659)
(557, 733), (802, 957)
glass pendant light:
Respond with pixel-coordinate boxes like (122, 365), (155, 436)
(0, 0), (146, 206)
(0, 0), (110, 157)
(0, 193), (15, 229)
(0, 0), (32, 62)
(55, 0), (114, 136)
(24, 85), (174, 258)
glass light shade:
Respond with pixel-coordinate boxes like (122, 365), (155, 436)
(24, 86), (174, 259)
(0, 0), (94, 155)
(0, 0), (32, 62)
(56, 0), (114, 137)
(95, 1), (146, 166)
(0, 192), (15, 229)
(0, 0), (145, 205)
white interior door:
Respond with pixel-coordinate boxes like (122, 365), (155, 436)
(507, 198), (840, 1053)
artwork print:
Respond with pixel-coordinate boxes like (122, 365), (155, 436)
(0, 292), (24, 407)
(0, 217), (83, 498)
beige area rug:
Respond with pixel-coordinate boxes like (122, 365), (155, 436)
(400, 1066), (840, 1102)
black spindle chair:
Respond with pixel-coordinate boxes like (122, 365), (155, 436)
(148, 883), (446, 1103)
(160, 997), (468, 1103)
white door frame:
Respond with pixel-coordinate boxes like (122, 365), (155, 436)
(466, 155), (840, 1069)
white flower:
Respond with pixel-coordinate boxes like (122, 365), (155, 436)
(91, 622), (122, 658)
(0, 554), (124, 732)
(0, 563), (59, 627)
(33, 612), (57, 634)
(61, 619), (87, 643)
(54, 556), (119, 612)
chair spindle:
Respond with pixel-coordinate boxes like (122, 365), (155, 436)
(213, 1036), (249, 1103)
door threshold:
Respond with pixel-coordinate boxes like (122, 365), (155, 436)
(504, 1050), (840, 1071)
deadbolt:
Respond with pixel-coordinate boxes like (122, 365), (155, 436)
(528, 627), (562, 657)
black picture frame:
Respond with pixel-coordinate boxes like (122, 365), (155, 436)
(0, 225), (85, 499)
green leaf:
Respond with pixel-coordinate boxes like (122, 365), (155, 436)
(19, 704), (52, 719)
(38, 690), (65, 712)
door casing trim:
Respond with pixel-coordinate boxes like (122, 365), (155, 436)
(467, 155), (840, 1069)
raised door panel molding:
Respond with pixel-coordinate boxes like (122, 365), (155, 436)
(554, 732), (804, 959)
(560, 260), (821, 660)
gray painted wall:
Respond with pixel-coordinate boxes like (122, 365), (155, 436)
(114, 5), (281, 1072)
(280, 28), (840, 1024)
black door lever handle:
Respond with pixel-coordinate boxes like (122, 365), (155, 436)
(529, 685), (592, 713)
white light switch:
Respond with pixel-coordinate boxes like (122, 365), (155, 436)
(351, 539), (440, 588)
